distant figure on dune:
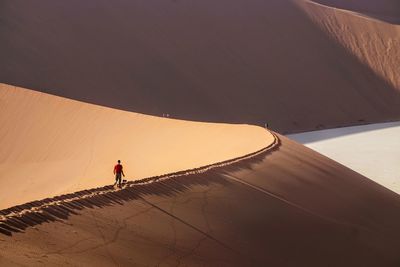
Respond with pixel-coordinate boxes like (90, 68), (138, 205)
(113, 160), (125, 188)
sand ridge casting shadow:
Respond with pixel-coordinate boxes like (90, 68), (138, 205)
(0, 134), (280, 236)
(1, 0), (400, 133)
(309, 0), (400, 24)
(0, 174), (227, 236)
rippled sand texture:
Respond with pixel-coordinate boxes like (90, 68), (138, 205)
(298, 0), (400, 91)
(2, 0), (400, 133)
(1, 135), (400, 266)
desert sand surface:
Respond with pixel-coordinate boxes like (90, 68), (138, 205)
(288, 121), (400, 194)
(1, 0), (400, 133)
(2, 0), (400, 266)
(298, 0), (400, 90)
(1, 135), (400, 266)
(309, 0), (400, 23)
(0, 83), (273, 210)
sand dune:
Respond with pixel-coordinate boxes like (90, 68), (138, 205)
(1, 0), (400, 133)
(298, 0), (400, 90)
(1, 0), (400, 265)
(288, 121), (400, 194)
(0, 83), (273, 209)
(1, 134), (399, 266)
(309, 0), (400, 23)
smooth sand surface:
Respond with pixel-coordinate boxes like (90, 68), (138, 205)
(1, 0), (400, 133)
(288, 121), (400, 194)
(1, 134), (399, 266)
(0, 83), (273, 209)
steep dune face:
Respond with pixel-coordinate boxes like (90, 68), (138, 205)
(1, 1), (399, 264)
(1, 134), (399, 266)
(1, 0), (400, 133)
(310, 0), (400, 23)
(298, 0), (400, 90)
(0, 83), (272, 209)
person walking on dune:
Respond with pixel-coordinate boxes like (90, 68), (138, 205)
(113, 160), (125, 188)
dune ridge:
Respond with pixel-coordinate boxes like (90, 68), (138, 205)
(2, 0), (400, 133)
(0, 133), (279, 236)
(1, 1), (400, 265)
(297, 0), (400, 90)
(1, 133), (400, 266)
(0, 83), (273, 209)
(308, 0), (400, 24)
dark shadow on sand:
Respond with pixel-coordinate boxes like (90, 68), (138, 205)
(0, 139), (279, 236)
(287, 121), (400, 144)
(1, 1), (400, 133)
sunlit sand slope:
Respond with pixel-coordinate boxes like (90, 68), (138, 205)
(298, 0), (400, 90)
(309, 0), (400, 23)
(1, 134), (399, 266)
(0, 83), (273, 209)
(2, 0), (400, 133)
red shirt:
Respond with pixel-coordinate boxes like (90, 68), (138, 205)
(114, 164), (123, 173)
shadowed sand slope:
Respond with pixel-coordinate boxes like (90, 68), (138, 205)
(1, 0), (400, 133)
(287, 122), (400, 194)
(0, 83), (273, 209)
(1, 134), (400, 266)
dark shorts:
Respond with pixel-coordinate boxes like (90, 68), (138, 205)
(115, 172), (122, 182)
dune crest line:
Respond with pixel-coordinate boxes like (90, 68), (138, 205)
(0, 132), (279, 236)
